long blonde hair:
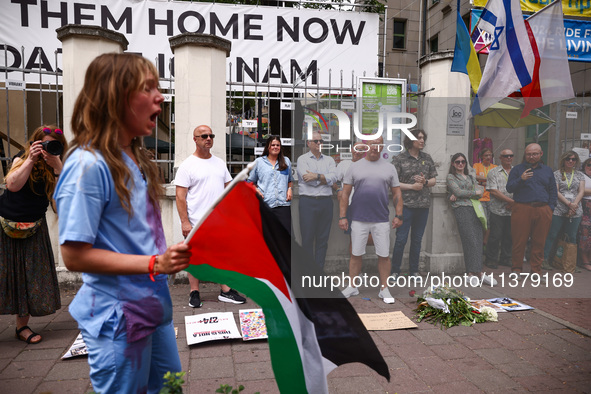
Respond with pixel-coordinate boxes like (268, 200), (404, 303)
(68, 53), (163, 215)
(6, 125), (68, 202)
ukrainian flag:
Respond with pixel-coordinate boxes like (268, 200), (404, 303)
(451, 0), (482, 94)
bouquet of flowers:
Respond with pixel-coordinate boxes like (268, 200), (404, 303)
(414, 285), (495, 328)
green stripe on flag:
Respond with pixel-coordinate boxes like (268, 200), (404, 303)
(185, 264), (307, 394)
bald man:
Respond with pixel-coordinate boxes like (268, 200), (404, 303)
(506, 144), (557, 275)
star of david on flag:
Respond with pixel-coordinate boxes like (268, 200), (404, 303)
(471, 0), (535, 115)
(490, 26), (503, 50)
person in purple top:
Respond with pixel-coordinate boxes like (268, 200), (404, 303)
(55, 53), (191, 393)
(338, 136), (403, 303)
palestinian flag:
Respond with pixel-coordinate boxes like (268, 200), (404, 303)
(185, 181), (390, 394)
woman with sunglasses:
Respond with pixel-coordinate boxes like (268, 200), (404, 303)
(542, 151), (584, 270)
(0, 125), (67, 344)
(247, 136), (293, 234)
(577, 158), (591, 271)
(54, 53), (191, 393)
(446, 153), (496, 286)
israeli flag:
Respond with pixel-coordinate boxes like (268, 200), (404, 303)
(471, 0), (535, 115)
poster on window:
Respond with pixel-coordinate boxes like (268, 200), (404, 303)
(357, 77), (407, 161)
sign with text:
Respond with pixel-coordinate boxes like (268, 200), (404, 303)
(0, 0), (379, 89)
(280, 102), (293, 110)
(241, 120), (258, 128)
(447, 104), (466, 136)
(5, 79), (25, 90)
(185, 312), (241, 345)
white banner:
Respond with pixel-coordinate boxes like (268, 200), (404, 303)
(0, 0), (379, 90)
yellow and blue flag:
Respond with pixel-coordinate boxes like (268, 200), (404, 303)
(451, 0), (482, 94)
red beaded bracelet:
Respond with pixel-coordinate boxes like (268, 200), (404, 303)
(149, 255), (159, 282)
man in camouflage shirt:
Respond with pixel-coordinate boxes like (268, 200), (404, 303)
(391, 130), (438, 278)
(484, 149), (515, 269)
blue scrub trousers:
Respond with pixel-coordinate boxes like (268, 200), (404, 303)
(80, 315), (181, 394)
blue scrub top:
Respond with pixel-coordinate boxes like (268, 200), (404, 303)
(55, 148), (171, 342)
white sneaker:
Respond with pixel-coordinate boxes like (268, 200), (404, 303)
(468, 275), (480, 287)
(341, 286), (359, 298)
(481, 273), (497, 286)
(378, 287), (395, 304)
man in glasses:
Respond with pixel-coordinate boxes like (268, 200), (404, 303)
(296, 131), (337, 269)
(174, 125), (246, 307)
(484, 149), (515, 269)
(506, 143), (557, 275)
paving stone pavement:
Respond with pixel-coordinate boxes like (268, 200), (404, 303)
(1, 267), (590, 394)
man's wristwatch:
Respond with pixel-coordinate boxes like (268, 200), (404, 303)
(395, 215), (403, 220)
(317, 173), (321, 181)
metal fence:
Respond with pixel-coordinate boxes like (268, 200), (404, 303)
(3, 45), (589, 182)
(1, 48), (371, 182)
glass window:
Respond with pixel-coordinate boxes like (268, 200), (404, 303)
(392, 20), (406, 50)
(429, 35), (438, 53)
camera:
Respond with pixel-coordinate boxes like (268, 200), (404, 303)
(40, 140), (64, 156)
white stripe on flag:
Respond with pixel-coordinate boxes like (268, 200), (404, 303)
(473, 0), (535, 115)
(526, 1), (574, 105)
(258, 278), (337, 394)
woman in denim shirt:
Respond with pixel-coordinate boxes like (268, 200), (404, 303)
(248, 136), (293, 234)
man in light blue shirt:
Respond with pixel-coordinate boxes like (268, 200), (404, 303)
(296, 131), (337, 269)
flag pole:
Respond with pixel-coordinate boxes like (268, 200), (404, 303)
(184, 161), (257, 244)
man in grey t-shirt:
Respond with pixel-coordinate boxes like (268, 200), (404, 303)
(338, 137), (403, 303)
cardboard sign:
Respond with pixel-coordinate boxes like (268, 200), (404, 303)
(185, 312), (241, 345)
(239, 309), (268, 341)
(357, 311), (417, 330)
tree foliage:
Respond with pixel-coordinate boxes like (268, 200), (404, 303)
(178, 0), (385, 14)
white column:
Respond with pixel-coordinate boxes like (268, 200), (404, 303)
(169, 34), (231, 170)
(419, 51), (472, 274)
(54, 25), (127, 280)
(57, 25), (128, 141)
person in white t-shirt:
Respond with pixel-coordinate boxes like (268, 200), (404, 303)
(174, 125), (246, 307)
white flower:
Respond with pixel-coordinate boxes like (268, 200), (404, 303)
(426, 297), (450, 313)
(480, 306), (498, 322)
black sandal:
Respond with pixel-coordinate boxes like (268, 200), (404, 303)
(15, 325), (42, 344)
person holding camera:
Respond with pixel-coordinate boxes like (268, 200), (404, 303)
(0, 125), (67, 344)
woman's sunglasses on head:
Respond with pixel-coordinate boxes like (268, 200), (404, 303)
(43, 127), (63, 135)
